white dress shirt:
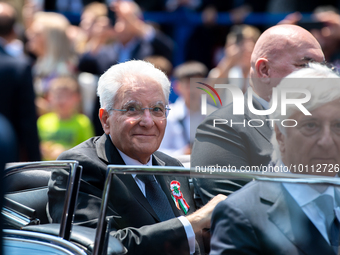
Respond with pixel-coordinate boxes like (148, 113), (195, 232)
(252, 91), (270, 110)
(275, 160), (340, 244)
(117, 149), (195, 254)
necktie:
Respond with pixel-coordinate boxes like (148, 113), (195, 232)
(314, 194), (339, 254)
(137, 174), (175, 221)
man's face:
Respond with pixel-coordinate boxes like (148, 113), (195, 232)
(100, 77), (167, 164)
(277, 100), (340, 176)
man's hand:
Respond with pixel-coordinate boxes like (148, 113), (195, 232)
(186, 194), (227, 233)
(314, 11), (340, 41)
(111, 1), (152, 39)
(208, 43), (241, 79)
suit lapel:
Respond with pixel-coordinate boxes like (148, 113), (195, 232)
(262, 182), (334, 255)
(118, 174), (160, 221)
(244, 95), (272, 143)
(96, 134), (160, 220)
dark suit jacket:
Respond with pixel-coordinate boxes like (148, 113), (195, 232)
(48, 134), (197, 255)
(210, 181), (337, 255)
(191, 95), (272, 204)
(0, 44), (41, 161)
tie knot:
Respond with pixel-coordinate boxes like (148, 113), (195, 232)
(137, 174), (155, 184)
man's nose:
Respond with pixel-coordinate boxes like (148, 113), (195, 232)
(139, 109), (154, 127)
(317, 126), (336, 148)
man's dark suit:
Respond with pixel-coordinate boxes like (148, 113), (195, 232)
(191, 96), (272, 204)
(48, 134), (197, 254)
(210, 181), (337, 255)
(0, 44), (41, 161)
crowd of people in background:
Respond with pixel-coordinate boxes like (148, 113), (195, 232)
(2, 0), (340, 161)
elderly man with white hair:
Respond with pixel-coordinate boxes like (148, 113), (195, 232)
(209, 62), (340, 255)
(47, 60), (225, 255)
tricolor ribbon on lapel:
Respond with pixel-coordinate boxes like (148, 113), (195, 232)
(170, 180), (190, 214)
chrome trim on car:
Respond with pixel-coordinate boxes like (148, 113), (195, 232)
(4, 160), (82, 241)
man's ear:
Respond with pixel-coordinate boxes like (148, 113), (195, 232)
(274, 124), (286, 154)
(255, 58), (270, 79)
(99, 108), (110, 135)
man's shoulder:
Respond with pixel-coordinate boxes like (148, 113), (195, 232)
(223, 180), (280, 208)
(206, 102), (235, 119)
(226, 180), (260, 202)
(58, 136), (100, 159)
(0, 52), (30, 69)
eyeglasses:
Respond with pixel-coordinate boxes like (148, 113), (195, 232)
(108, 102), (171, 120)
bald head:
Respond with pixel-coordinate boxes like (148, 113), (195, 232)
(0, 2), (16, 38)
(249, 24), (324, 101)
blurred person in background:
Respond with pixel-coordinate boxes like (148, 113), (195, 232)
(159, 61), (217, 156)
(0, 2), (41, 162)
(71, 1), (111, 55)
(78, 0), (174, 76)
(0, 114), (16, 255)
(144, 55), (173, 78)
(209, 25), (260, 104)
(38, 76), (94, 160)
(26, 11), (78, 115)
(308, 6), (340, 69)
(278, 6), (340, 70)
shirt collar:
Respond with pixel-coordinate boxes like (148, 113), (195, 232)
(283, 182), (335, 207)
(252, 91), (270, 110)
(116, 148), (153, 179)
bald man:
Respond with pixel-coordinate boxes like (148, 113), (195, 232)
(191, 25), (324, 205)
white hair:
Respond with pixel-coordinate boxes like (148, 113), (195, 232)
(97, 60), (171, 111)
(270, 63), (340, 162)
